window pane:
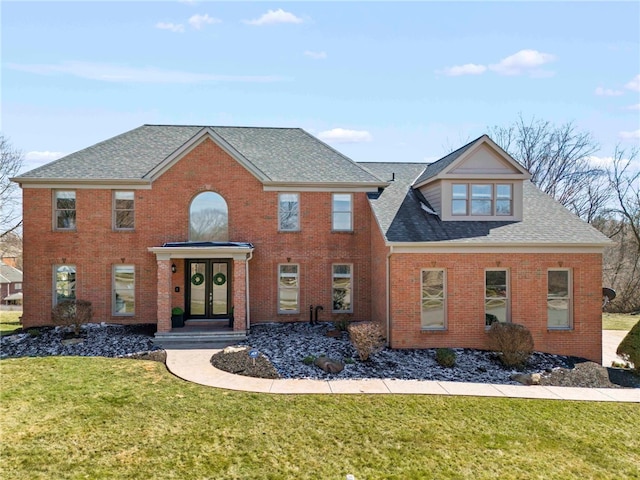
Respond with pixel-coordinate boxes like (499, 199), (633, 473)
(279, 290), (299, 311)
(333, 194), (351, 212)
(55, 265), (76, 303)
(279, 265), (299, 313)
(114, 265), (135, 314)
(486, 270), (508, 324)
(279, 193), (299, 231)
(55, 191), (76, 229)
(56, 191), (75, 208)
(496, 184), (512, 199)
(116, 210), (134, 229)
(333, 212), (352, 230)
(333, 265), (352, 312)
(471, 199), (492, 215)
(452, 199), (467, 215)
(548, 270), (570, 328)
(56, 210), (76, 229)
(548, 299), (569, 327)
(333, 264), (350, 276)
(421, 270), (445, 329)
(471, 184), (492, 199)
(190, 192), (228, 241)
(452, 184), (467, 199)
(333, 194), (352, 231)
(548, 270), (569, 296)
(496, 199), (512, 215)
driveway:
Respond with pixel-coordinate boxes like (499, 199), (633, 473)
(602, 330), (630, 367)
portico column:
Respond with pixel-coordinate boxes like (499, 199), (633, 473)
(232, 257), (247, 332)
(156, 258), (172, 333)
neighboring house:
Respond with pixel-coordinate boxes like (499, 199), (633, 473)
(1, 258), (23, 306)
(12, 126), (610, 362)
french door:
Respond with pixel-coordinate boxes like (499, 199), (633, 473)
(186, 260), (231, 319)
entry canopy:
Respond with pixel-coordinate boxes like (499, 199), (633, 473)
(148, 241), (254, 260)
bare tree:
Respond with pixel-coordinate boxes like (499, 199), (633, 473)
(489, 115), (608, 220)
(0, 134), (24, 238)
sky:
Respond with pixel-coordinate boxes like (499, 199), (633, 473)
(2, 0), (639, 175)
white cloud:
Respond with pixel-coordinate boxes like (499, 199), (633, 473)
(488, 49), (556, 76)
(304, 50), (327, 60)
(243, 9), (304, 26)
(587, 155), (615, 168)
(618, 129), (640, 140)
(625, 74), (640, 92)
(439, 63), (487, 77)
(318, 128), (372, 143)
(188, 13), (220, 30)
(156, 22), (184, 33)
(624, 103), (640, 111)
(7, 62), (287, 83)
(595, 86), (624, 96)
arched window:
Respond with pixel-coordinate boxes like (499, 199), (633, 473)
(189, 192), (229, 241)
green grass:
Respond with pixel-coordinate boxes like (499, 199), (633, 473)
(1, 357), (639, 479)
(603, 313), (639, 331)
(0, 311), (22, 336)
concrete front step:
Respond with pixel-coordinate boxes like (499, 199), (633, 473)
(154, 330), (247, 348)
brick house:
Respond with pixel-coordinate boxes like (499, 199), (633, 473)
(12, 126), (610, 361)
(0, 258), (23, 306)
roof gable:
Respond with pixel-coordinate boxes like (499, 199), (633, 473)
(13, 125), (386, 189)
(412, 135), (530, 188)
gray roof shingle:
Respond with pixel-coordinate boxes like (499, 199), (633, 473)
(412, 135), (485, 186)
(15, 125), (385, 185)
(0, 264), (23, 284)
(361, 162), (611, 246)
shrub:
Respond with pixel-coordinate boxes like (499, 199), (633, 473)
(171, 307), (184, 316)
(616, 319), (640, 374)
(347, 322), (385, 361)
(335, 318), (350, 332)
(435, 348), (456, 367)
(302, 355), (316, 365)
(51, 299), (92, 337)
(487, 322), (534, 367)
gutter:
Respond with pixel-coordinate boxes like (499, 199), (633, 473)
(245, 250), (253, 332)
(386, 245), (393, 347)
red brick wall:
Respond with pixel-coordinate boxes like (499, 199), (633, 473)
(370, 211), (389, 337)
(21, 138), (372, 328)
(388, 252), (603, 362)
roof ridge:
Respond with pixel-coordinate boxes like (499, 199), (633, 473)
(143, 124), (303, 131)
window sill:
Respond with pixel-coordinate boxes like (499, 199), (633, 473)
(278, 230), (300, 233)
(114, 228), (135, 232)
(547, 327), (573, 332)
(54, 229), (77, 232)
(332, 311), (353, 315)
(331, 230), (354, 234)
(421, 327), (447, 332)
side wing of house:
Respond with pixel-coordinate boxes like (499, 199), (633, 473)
(364, 135), (611, 363)
(13, 125), (388, 334)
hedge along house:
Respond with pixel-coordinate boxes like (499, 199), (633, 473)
(12, 126), (610, 361)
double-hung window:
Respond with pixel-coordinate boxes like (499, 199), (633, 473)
(54, 191), (76, 230)
(332, 264), (353, 313)
(332, 194), (352, 231)
(278, 264), (299, 313)
(421, 269), (446, 329)
(113, 265), (135, 315)
(485, 269), (509, 325)
(452, 184), (513, 217)
(54, 265), (76, 305)
(278, 193), (299, 231)
(114, 191), (135, 230)
(548, 269), (572, 329)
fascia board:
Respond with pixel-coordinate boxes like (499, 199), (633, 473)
(13, 178), (152, 189)
(386, 241), (610, 254)
(263, 182), (388, 192)
(148, 245), (254, 261)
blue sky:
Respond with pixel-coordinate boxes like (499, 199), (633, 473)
(2, 1), (639, 173)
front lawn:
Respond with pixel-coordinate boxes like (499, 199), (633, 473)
(0, 311), (22, 336)
(603, 313), (638, 331)
(1, 357), (638, 479)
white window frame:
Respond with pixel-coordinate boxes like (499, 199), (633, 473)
(53, 190), (76, 231)
(332, 193), (353, 231)
(113, 264), (135, 316)
(14, 283), (22, 291)
(452, 183), (513, 217)
(485, 269), (510, 326)
(421, 268), (446, 330)
(53, 264), (76, 305)
(113, 191), (135, 230)
(278, 264), (299, 314)
(278, 193), (300, 231)
(547, 269), (572, 329)
(332, 264), (353, 313)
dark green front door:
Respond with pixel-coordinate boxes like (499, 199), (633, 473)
(186, 260), (231, 319)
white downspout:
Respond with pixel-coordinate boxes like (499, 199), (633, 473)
(245, 251), (253, 331)
(386, 246), (393, 347)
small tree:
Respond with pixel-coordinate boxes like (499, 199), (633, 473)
(0, 133), (24, 239)
(52, 300), (93, 337)
(487, 322), (534, 367)
(616, 320), (640, 374)
(347, 322), (385, 361)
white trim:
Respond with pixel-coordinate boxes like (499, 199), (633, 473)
(18, 180), (152, 189)
(148, 246), (254, 261)
(264, 183), (384, 192)
(388, 243), (608, 254)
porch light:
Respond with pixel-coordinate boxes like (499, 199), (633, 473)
(171, 263), (177, 274)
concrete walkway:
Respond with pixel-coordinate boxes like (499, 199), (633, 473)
(165, 348), (639, 403)
(603, 329), (630, 368)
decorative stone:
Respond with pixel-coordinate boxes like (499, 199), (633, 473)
(314, 355), (344, 373)
(61, 337), (84, 346)
(223, 345), (248, 354)
(510, 373), (541, 385)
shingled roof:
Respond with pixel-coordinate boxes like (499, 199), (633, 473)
(14, 125), (386, 186)
(361, 162), (611, 246)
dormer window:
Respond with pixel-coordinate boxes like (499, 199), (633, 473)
(452, 183), (512, 217)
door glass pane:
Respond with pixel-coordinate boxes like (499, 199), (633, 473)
(212, 263), (228, 315)
(190, 262), (206, 315)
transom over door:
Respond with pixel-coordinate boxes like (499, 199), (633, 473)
(187, 260), (231, 318)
